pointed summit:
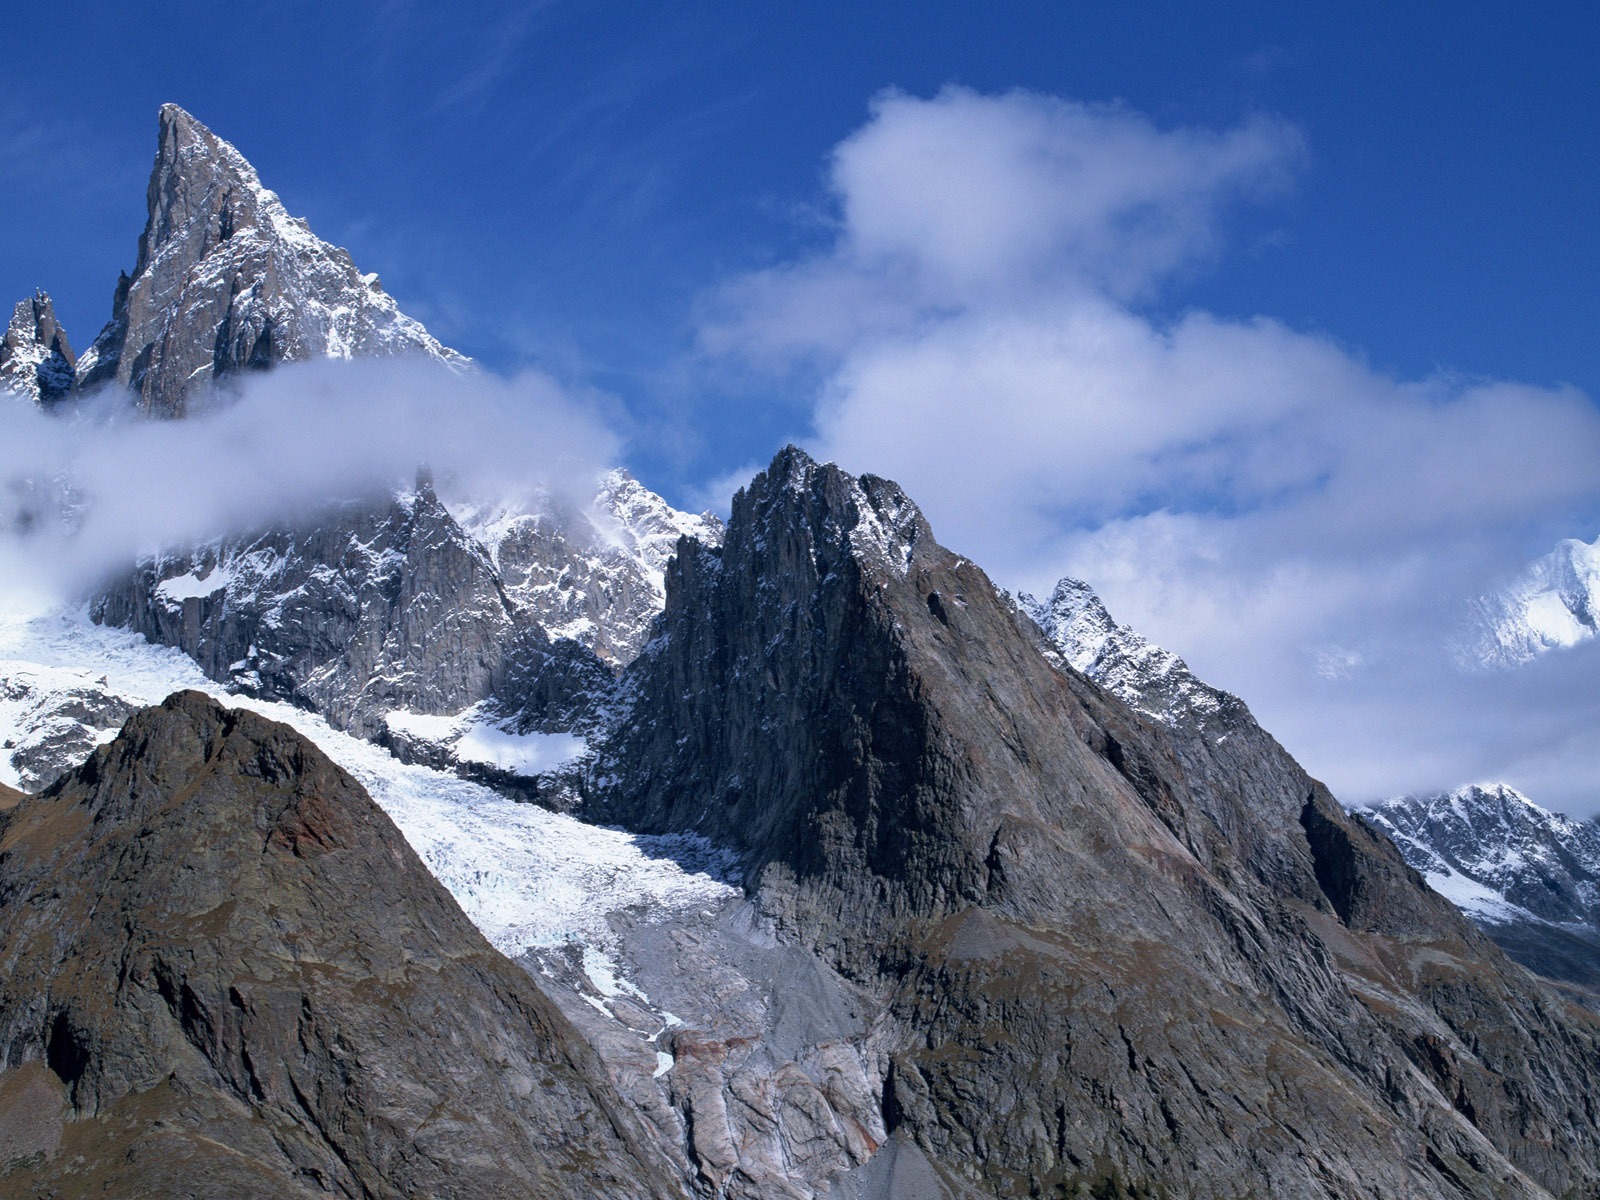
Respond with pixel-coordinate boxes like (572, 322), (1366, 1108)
(1, 289), (76, 406)
(75, 104), (466, 415)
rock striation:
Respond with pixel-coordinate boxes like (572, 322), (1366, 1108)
(74, 104), (464, 415)
(1026, 577), (1600, 1003)
(0, 691), (687, 1198)
(590, 445), (1600, 1199)
(0, 291), (75, 407)
(1367, 784), (1600, 998)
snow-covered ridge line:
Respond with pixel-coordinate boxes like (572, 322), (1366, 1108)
(1363, 782), (1600, 931)
(0, 606), (737, 991)
(1020, 576), (1233, 730)
(1460, 534), (1600, 669)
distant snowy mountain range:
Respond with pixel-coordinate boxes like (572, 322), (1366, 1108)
(1460, 535), (1600, 669)
(1023, 575), (1600, 995)
(1366, 784), (1600, 992)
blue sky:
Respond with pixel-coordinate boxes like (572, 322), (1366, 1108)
(4, 1), (1595, 492)
(4, 1), (1600, 809)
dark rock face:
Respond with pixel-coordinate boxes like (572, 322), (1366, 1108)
(75, 104), (463, 415)
(89, 477), (602, 739)
(1367, 785), (1600, 997)
(89, 467), (719, 752)
(0, 691), (687, 1198)
(593, 446), (1600, 1199)
(0, 291), (75, 407)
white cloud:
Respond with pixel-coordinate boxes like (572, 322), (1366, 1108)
(702, 88), (1600, 814)
(701, 87), (1302, 361)
(0, 357), (620, 604)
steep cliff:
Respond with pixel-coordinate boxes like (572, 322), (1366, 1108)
(592, 446), (1600, 1199)
(74, 104), (463, 415)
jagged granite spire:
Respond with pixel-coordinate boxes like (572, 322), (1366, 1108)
(75, 103), (466, 415)
(0, 290), (76, 406)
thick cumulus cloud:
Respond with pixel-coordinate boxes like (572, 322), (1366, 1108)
(705, 87), (1600, 814)
(0, 357), (619, 606)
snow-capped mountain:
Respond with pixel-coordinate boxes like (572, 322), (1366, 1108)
(1460, 534), (1600, 668)
(5, 104), (1600, 1199)
(15, 102), (723, 780)
(1366, 784), (1600, 927)
(454, 467), (724, 661)
(74, 103), (464, 415)
(1019, 576), (1244, 730)
(89, 467), (721, 750)
(1364, 784), (1600, 992)
(1023, 574), (1600, 997)
(0, 291), (76, 407)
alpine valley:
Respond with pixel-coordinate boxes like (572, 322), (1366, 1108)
(1, 105), (1597, 1200)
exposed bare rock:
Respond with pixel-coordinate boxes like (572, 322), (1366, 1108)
(1367, 784), (1600, 998)
(0, 291), (75, 407)
(0, 691), (688, 1198)
(591, 445), (1600, 1199)
(456, 467), (724, 665)
(90, 468), (719, 754)
(529, 896), (891, 1200)
(90, 477), (539, 738)
(0, 664), (132, 791)
(74, 104), (464, 415)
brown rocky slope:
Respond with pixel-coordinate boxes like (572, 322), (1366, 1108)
(591, 446), (1600, 1199)
(0, 691), (687, 1199)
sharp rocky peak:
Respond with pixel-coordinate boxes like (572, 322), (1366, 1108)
(1020, 574), (1249, 732)
(1, 289), (76, 407)
(728, 444), (933, 580)
(74, 103), (466, 415)
(590, 447), (1600, 1197)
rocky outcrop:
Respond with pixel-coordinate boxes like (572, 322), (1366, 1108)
(74, 104), (464, 415)
(0, 665), (132, 791)
(0, 291), (75, 407)
(455, 468), (724, 665)
(1367, 785), (1600, 996)
(90, 476), (557, 739)
(0, 691), (687, 1198)
(1028, 579), (1600, 1002)
(591, 446), (1600, 1199)
(90, 468), (719, 747)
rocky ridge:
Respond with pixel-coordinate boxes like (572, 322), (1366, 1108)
(74, 103), (464, 415)
(1019, 575), (1243, 729)
(587, 445), (1600, 1199)
(1366, 785), (1600, 996)
(0, 691), (687, 1198)
(6, 100), (1600, 1198)
(0, 292), (75, 407)
(1025, 576), (1600, 1001)
(89, 467), (720, 759)
(56, 105), (722, 764)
